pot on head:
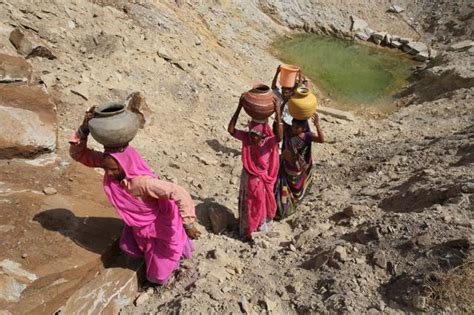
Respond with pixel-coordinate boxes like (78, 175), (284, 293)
(288, 87), (317, 120)
(88, 102), (140, 149)
(242, 84), (275, 121)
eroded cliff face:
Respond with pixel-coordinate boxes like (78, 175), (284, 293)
(0, 0), (472, 314)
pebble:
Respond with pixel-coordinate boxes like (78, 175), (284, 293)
(412, 295), (426, 310)
(43, 187), (57, 195)
(240, 295), (249, 313)
(221, 286), (232, 293)
(21, 253), (28, 259)
(334, 245), (348, 262)
(372, 250), (387, 269)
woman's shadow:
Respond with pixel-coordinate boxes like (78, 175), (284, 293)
(33, 208), (140, 269)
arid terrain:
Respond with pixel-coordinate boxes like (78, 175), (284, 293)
(0, 0), (472, 314)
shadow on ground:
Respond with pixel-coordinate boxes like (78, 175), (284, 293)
(33, 208), (139, 269)
(206, 139), (241, 157)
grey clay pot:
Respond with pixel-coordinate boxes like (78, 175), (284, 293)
(88, 102), (140, 148)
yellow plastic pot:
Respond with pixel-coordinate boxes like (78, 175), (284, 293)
(288, 87), (317, 120)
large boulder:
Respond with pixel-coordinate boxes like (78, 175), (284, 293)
(0, 54), (32, 83)
(0, 162), (138, 314)
(0, 85), (57, 159)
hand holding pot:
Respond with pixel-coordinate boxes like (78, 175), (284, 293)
(78, 106), (96, 138)
(311, 112), (320, 126)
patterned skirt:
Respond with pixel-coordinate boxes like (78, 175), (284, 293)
(275, 159), (313, 219)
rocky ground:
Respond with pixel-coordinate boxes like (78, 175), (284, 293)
(0, 0), (472, 314)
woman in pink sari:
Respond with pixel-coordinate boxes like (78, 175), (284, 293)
(227, 96), (283, 240)
(69, 109), (200, 284)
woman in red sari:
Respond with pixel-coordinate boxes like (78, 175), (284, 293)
(227, 96), (283, 240)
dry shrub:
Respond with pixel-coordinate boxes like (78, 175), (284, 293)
(426, 258), (474, 313)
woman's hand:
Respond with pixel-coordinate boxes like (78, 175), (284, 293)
(80, 106), (96, 133)
(185, 225), (201, 239)
(311, 113), (320, 126)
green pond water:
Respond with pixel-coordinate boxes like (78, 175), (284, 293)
(273, 35), (417, 113)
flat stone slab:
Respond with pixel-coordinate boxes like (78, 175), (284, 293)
(414, 51), (429, 61)
(0, 84), (57, 159)
(448, 40), (474, 52)
(391, 40), (402, 48)
(0, 54), (32, 83)
(405, 41), (428, 55)
(318, 106), (355, 122)
(59, 255), (142, 314)
(0, 161), (133, 314)
(388, 4), (404, 13)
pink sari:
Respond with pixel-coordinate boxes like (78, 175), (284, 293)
(103, 146), (193, 284)
(237, 122), (279, 236)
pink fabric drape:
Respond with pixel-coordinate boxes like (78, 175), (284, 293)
(103, 146), (193, 284)
(241, 121), (279, 235)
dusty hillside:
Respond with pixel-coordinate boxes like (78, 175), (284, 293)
(0, 0), (472, 314)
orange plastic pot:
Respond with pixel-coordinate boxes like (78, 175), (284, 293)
(279, 64), (300, 88)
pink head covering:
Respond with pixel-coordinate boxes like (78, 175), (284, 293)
(103, 145), (157, 227)
(249, 121), (266, 138)
(104, 146), (155, 179)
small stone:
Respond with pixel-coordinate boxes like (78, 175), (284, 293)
(43, 187), (57, 195)
(333, 245), (348, 262)
(388, 4), (404, 13)
(134, 292), (149, 306)
(145, 287), (154, 295)
(240, 295), (249, 313)
(412, 295), (426, 310)
(371, 31), (387, 45)
(208, 206), (232, 234)
(21, 253), (27, 259)
(342, 206), (355, 217)
(222, 286), (232, 293)
(373, 250), (387, 269)
(468, 47), (474, 56)
(67, 20), (76, 29)
(461, 182), (474, 193)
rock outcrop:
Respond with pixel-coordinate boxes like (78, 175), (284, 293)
(0, 85), (57, 159)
